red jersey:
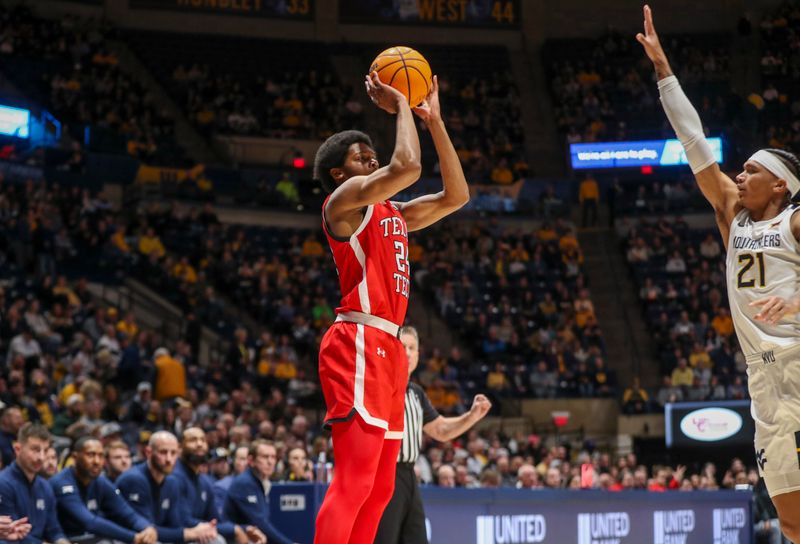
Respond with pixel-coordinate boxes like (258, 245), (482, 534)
(323, 199), (410, 327)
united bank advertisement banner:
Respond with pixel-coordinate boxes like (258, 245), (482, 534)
(421, 488), (752, 544)
(569, 137), (723, 170)
(268, 484), (752, 543)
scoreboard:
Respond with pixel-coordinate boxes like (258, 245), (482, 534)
(129, 0), (313, 19)
(339, 0), (520, 28)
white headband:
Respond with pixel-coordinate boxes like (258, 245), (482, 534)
(749, 149), (800, 197)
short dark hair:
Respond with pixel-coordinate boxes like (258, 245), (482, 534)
(17, 423), (51, 445)
(74, 435), (101, 453)
(765, 148), (800, 200)
(313, 130), (374, 193)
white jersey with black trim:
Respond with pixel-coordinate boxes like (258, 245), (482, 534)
(726, 205), (800, 355)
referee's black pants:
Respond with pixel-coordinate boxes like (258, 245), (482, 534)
(374, 463), (428, 544)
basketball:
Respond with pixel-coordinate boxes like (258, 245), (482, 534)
(370, 46), (432, 107)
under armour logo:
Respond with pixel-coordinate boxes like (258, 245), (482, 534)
(377, 347), (386, 358)
(756, 448), (768, 470)
(762, 350), (776, 365)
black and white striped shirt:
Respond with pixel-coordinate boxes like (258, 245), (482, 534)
(399, 382), (440, 464)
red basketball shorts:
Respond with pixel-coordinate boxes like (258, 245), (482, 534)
(319, 321), (408, 438)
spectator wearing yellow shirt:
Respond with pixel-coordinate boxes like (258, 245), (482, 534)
(536, 222), (558, 242)
(559, 228), (580, 254)
(573, 289), (596, 328)
(508, 242), (530, 262)
(111, 225), (131, 254)
(579, 173), (600, 227)
(490, 158), (514, 185)
(138, 228), (165, 258)
(154, 347), (186, 401)
(172, 256), (198, 284)
(622, 377), (650, 414)
(711, 308), (735, 337)
(275, 173), (300, 206)
(301, 235), (324, 257)
(52, 276), (81, 307)
(671, 358), (694, 388)
(486, 363), (510, 392)
(688, 342), (712, 370)
(116, 311), (139, 339)
(274, 359), (298, 380)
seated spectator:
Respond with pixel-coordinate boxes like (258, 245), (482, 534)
(622, 377), (650, 414)
(671, 358), (694, 389)
(138, 228), (166, 258)
(0, 407), (24, 466)
(0, 424), (67, 544)
(283, 447), (312, 482)
(117, 431), (217, 543)
(224, 440), (293, 544)
(213, 446), (249, 516)
(52, 436), (157, 542)
(173, 427), (266, 544)
(104, 440), (132, 483)
(656, 376), (684, 407)
(41, 447), (58, 479)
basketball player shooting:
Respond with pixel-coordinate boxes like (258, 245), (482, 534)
(638, 5), (800, 541)
(312, 71), (469, 543)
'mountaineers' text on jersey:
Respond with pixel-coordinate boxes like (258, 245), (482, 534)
(323, 200), (410, 327)
(727, 206), (800, 354)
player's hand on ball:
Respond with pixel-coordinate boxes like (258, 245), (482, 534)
(635, 5), (668, 67)
(471, 394), (492, 419)
(412, 75), (441, 124)
(365, 71), (405, 114)
(751, 296), (800, 325)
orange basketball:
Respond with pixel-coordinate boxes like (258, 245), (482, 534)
(369, 46), (432, 108)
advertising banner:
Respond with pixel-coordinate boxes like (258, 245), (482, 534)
(269, 484), (752, 544)
(569, 138), (723, 170)
(422, 488), (752, 544)
(666, 400), (755, 449)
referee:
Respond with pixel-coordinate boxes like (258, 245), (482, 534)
(375, 326), (491, 544)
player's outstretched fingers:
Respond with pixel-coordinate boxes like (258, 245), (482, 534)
(751, 296), (783, 324)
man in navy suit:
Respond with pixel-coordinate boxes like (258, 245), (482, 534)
(51, 436), (157, 542)
(0, 423), (61, 543)
(224, 440), (295, 544)
(117, 431), (217, 543)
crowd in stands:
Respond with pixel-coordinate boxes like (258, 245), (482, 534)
(0, 5), (187, 165)
(429, 69), (528, 184)
(545, 30), (732, 147)
(411, 218), (611, 407)
(621, 215), (749, 412)
(757, 1), (800, 153)
(124, 31), (359, 141)
(171, 63), (358, 140)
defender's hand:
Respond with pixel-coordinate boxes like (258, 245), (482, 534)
(635, 5), (669, 69)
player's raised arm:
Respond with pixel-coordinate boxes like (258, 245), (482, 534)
(325, 72), (422, 221)
(395, 75), (470, 232)
(637, 4), (740, 237)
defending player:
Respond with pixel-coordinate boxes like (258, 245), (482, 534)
(312, 72), (469, 543)
(638, 5), (800, 541)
